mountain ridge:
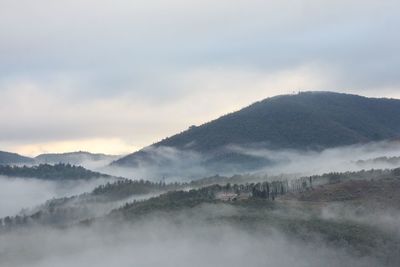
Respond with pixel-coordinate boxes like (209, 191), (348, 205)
(113, 91), (400, 168)
(0, 150), (119, 166)
(0, 151), (34, 165)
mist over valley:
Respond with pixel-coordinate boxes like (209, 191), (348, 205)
(1, 1), (400, 265)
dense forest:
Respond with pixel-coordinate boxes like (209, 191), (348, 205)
(92, 179), (183, 200)
(0, 163), (113, 180)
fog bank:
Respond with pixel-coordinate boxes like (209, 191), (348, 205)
(0, 176), (113, 217)
(103, 141), (400, 181)
(0, 214), (379, 267)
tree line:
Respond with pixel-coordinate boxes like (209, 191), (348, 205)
(0, 163), (112, 180)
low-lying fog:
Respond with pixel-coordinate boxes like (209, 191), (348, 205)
(102, 141), (400, 181)
(2, 140), (400, 267)
(246, 141), (400, 176)
(0, 176), (115, 217)
(2, 140), (400, 219)
(0, 204), (383, 267)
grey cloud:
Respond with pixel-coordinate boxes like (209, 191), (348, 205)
(1, 0), (399, 87)
(0, 0), (399, 149)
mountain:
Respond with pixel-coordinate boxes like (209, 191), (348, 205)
(0, 151), (34, 165)
(113, 92), (400, 170)
(35, 151), (119, 166)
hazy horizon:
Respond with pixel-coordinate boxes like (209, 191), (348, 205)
(2, 91), (400, 157)
(2, 2), (400, 267)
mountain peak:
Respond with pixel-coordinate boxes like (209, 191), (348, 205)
(113, 91), (400, 167)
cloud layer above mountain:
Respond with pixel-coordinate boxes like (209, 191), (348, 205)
(1, 0), (399, 155)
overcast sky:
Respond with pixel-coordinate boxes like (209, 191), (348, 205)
(1, 0), (399, 156)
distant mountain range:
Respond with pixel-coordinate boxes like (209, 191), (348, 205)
(0, 151), (34, 165)
(0, 151), (119, 167)
(113, 92), (400, 170)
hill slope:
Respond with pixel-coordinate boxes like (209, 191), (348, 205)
(0, 163), (114, 180)
(114, 92), (400, 168)
(0, 151), (34, 165)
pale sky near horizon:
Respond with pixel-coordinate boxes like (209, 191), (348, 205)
(1, 0), (400, 156)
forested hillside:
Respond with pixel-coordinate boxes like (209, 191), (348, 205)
(114, 92), (400, 167)
(0, 163), (113, 180)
